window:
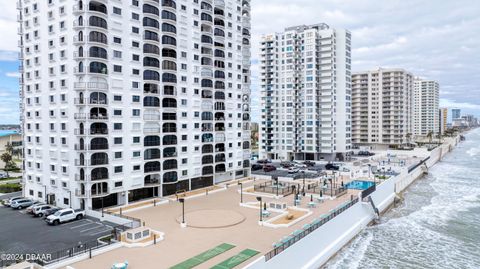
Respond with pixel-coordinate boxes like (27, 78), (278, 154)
(113, 7), (122, 15)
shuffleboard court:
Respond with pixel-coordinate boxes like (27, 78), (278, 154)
(169, 243), (236, 269)
(210, 249), (260, 269)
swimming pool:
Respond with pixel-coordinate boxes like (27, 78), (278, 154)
(345, 180), (375, 190)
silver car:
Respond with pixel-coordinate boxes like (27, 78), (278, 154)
(32, 205), (54, 217)
(10, 199), (34, 209)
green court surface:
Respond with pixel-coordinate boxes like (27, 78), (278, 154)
(210, 249), (260, 269)
(170, 243), (236, 269)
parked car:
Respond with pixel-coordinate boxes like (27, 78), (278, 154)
(43, 207), (61, 218)
(26, 201), (45, 214)
(45, 208), (85, 225)
(32, 205), (55, 217)
(292, 161), (307, 168)
(288, 167), (300, 174)
(280, 161), (293, 168)
(303, 160), (316, 167)
(2, 196), (24, 207)
(263, 165), (276, 172)
(358, 151), (375, 156)
(257, 159), (272, 164)
(251, 164), (263, 171)
(10, 199), (34, 210)
(325, 163), (340, 171)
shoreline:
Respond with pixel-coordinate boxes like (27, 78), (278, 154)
(244, 134), (462, 269)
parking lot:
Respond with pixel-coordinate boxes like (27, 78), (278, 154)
(251, 161), (326, 178)
(0, 203), (113, 259)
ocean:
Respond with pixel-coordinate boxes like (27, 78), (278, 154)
(325, 128), (480, 269)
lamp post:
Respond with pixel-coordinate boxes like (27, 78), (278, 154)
(44, 185), (47, 204)
(302, 171), (306, 196)
(256, 196), (263, 222)
(367, 164), (371, 179)
(273, 176), (279, 197)
(101, 197), (104, 217)
(238, 182), (243, 203)
(179, 198), (186, 227)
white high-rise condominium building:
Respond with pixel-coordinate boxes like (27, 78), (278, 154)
(17, 0), (252, 211)
(352, 68), (414, 148)
(259, 23), (352, 161)
(413, 78), (439, 136)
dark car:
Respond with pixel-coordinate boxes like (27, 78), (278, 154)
(325, 163), (340, 171)
(42, 207), (60, 218)
(303, 160), (315, 167)
(280, 161), (293, 168)
(251, 164), (263, 171)
(263, 165), (276, 172)
(257, 159), (272, 164)
(358, 151), (375, 156)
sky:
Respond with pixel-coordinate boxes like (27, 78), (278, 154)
(0, 0), (479, 124)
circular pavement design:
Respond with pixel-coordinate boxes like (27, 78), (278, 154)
(175, 209), (246, 228)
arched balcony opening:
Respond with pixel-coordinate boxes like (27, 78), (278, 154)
(215, 164), (226, 173)
(91, 182), (108, 196)
(202, 90), (213, 99)
(144, 96), (160, 107)
(202, 166), (213, 175)
(144, 70), (160, 81)
(89, 16), (107, 29)
(162, 23), (176, 34)
(89, 62), (107, 74)
(145, 161), (161, 173)
(243, 141), (250, 149)
(163, 171), (178, 183)
(143, 4), (159, 16)
(162, 10), (176, 21)
(162, 48), (177, 58)
(202, 133), (214, 143)
(163, 112), (176, 121)
(214, 102), (225, 110)
(215, 112), (225, 121)
(164, 85), (176, 96)
(89, 31), (107, 44)
(215, 92), (225, 100)
(144, 83), (159, 94)
(89, 2), (107, 14)
(215, 153), (226, 163)
(215, 143), (225, 152)
(162, 98), (177, 108)
(163, 123), (177, 133)
(162, 36), (177, 46)
(201, 57), (213, 66)
(90, 122), (108, 135)
(163, 135), (177, 146)
(144, 30), (159, 42)
(162, 0), (176, 9)
(163, 146), (177, 157)
(144, 136), (160, 147)
(144, 148), (161, 160)
(91, 167), (108, 181)
(200, 2), (212, 11)
(144, 44), (160, 55)
(162, 73), (177, 83)
(202, 123), (213, 132)
(143, 17), (160, 29)
(215, 123), (225, 132)
(214, 18), (224, 27)
(90, 107), (107, 119)
(90, 137), (108, 150)
(144, 174), (160, 186)
(214, 70), (225, 78)
(202, 155), (213, 165)
(201, 13), (212, 22)
(91, 152), (108, 166)
(144, 57), (160, 68)
(202, 144), (213, 154)
(201, 35), (213, 44)
(215, 81), (225, 89)
(163, 160), (177, 170)
(201, 112), (213, 121)
(201, 79), (213, 88)
(90, 92), (107, 104)
(162, 60), (177, 71)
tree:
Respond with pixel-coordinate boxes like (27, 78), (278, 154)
(427, 131), (434, 143)
(5, 142), (13, 155)
(0, 152), (13, 177)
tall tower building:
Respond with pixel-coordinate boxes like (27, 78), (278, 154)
(259, 23), (352, 162)
(413, 78), (439, 136)
(17, 0), (252, 211)
(451, 108), (461, 121)
(439, 108), (448, 135)
(351, 68), (414, 148)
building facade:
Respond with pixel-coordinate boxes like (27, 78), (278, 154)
(439, 108), (448, 135)
(413, 78), (439, 136)
(451, 108), (461, 121)
(18, 0), (252, 210)
(259, 23), (352, 161)
(351, 68), (414, 148)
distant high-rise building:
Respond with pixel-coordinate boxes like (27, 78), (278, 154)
(351, 68), (414, 147)
(259, 23), (352, 161)
(439, 108), (448, 135)
(17, 0), (252, 210)
(452, 109), (461, 121)
(413, 78), (439, 136)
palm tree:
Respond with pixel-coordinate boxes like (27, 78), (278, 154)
(0, 152), (13, 177)
(427, 131), (433, 144)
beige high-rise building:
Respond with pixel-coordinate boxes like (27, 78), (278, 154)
(439, 108), (448, 135)
(413, 78), (440, 136)
(352, 68), (414, 148)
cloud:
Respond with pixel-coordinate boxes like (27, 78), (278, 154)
(5, 72), (19, 78)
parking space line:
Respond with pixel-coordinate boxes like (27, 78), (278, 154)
(70, 221), (94, 229)
(63, 219), (92, 226)
(88, 228), (112, 236)
(80, 224), (104, 233)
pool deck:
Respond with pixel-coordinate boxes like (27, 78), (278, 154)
(67, 152), (425, 269)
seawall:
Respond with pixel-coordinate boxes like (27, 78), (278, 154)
(244, 136), (461, 269)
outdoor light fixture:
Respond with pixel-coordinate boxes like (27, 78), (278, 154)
(179, 198), (186, 227)
(256, 196), (263, 222)
(238, 182), (243, 203)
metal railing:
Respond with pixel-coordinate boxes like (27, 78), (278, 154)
(264, 197), (360, 261)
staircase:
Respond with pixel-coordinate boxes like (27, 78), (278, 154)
(367, 196), (380, 218)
